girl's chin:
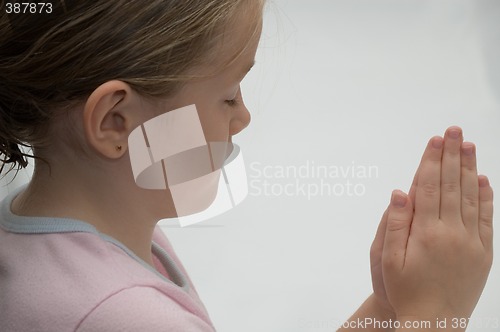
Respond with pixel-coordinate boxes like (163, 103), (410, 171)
(145, 170), (221, 219)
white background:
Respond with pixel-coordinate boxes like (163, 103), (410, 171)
(1, 1), (499, 331)
(173, 1), (499, 331)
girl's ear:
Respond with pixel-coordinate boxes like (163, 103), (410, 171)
(83, 80), (144, 159)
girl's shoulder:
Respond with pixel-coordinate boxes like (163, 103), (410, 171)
(0, 190), (213, 331)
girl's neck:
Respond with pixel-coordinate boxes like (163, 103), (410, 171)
(10, 159), (171, 267)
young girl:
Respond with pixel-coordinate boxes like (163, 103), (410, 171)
(0, 1), (493, 331)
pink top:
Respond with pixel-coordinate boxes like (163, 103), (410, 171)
(0, 186), (216, 331)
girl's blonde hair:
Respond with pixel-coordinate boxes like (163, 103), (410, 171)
(0, 0), (263, 174)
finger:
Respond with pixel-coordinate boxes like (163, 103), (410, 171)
(383, 190), (414, 271)
(478, 175), (494, 251)
(371, 207), (389, 266)
(409, 137), (444, 209)
(440, 126), (463, 222)
(370, 207), (389, 293)
(414, 136), (443, 224)
(460, 142), (479, 233)
(408, 164), (420, 210)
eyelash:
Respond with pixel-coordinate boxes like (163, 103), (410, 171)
(225, 98), (239, 107)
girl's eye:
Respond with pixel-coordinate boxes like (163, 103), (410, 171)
(225, 98), (238, 107)
(225, 86), (241, 108)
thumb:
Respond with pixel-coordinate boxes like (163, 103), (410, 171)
(383, 190), (414, 271)
(370, 207), (390, 306)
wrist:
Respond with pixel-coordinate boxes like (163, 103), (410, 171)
(369, 293), (396, 322)
(337, 294), (397, 331)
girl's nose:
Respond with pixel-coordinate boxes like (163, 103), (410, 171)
(229, 103), (251, 136)
(229, 89), (251, 136)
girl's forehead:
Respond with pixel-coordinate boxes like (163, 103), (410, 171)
(200, 1), (263, 76)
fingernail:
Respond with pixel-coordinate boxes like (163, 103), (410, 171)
(479, 176), (490, 188)
(461, 143), (475, 156)
(391, 191), (407, 208)
(448, 128), (461, 139)
(432, 137), (443, 149)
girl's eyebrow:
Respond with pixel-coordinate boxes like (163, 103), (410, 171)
(238, 60), (256, 81)
(246, 60), (256, 73)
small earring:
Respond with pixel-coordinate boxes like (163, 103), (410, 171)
(116, 145), (122, 151)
